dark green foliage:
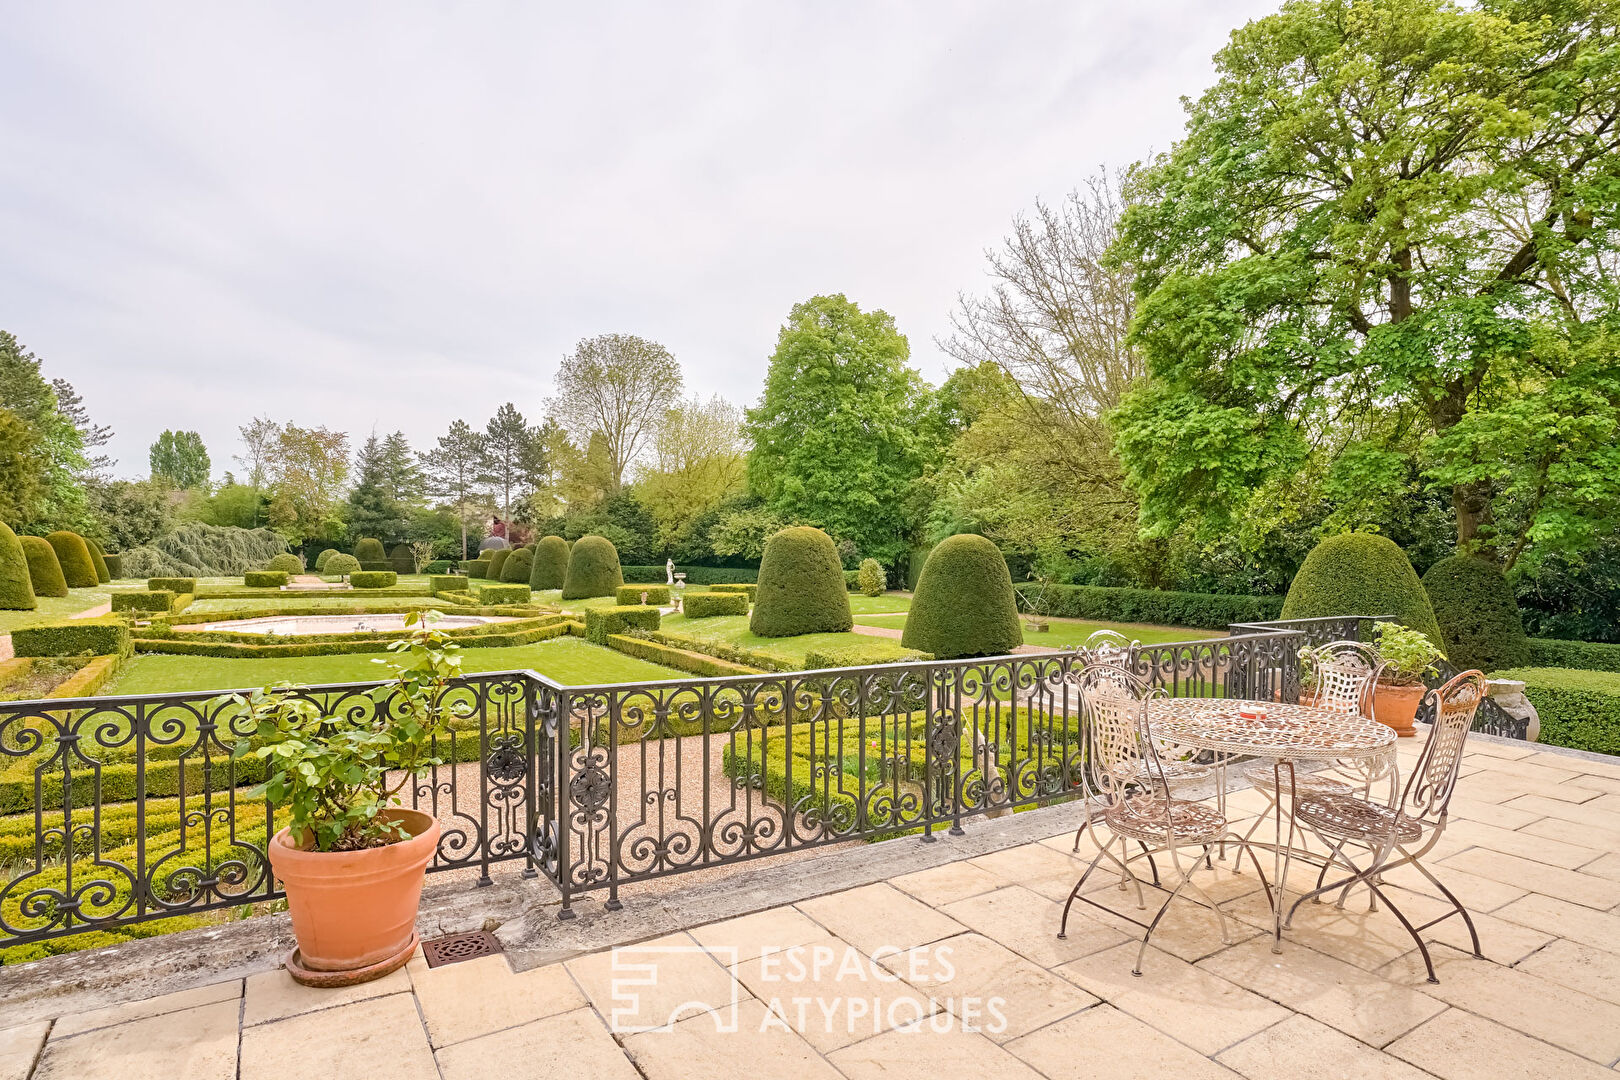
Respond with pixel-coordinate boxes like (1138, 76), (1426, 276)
(585, 605), (662, 644)
(265, 553), (304, 575)
(83, 537), (111, 584)
(323, 553), (361, 576)
(1014, 583), (1284, 629)
(12, 617), (130, 658)
(1523, 638), (1620, 673)
(429, 575), (465, 595)
(803, 642), (930, 668)
(485, 547), (512, 582)
(244, 571), (288, 587)
(20, 536), (66, 598)
(358, 561), (393, 572)
(349, 571), (397, 589)
(471, 582), (530, 605)
(1494, 668), (1620, 755)
(46, 531), (98, 588)
(102, 554), (122, 579)
(562, 535), (624, 599)
(1422, 556), (1528, 673)
(112, 590), (177, 613)
(621, 564), (757, 585)
(617, 584), (670, 605)
(501, 547), (534, 584)
(843, 570), (861, 591)
(353, 537), (386, 564)
(532, 536), (570, 590)
(683, 592), (748, 618)
(314, 548), (340, 572)
(1281, 533), (1442, 643)
(750, 527), (852, 638)
(466, 558), (492, 579)
(857, 558), (886, 597)
(906, 546), (930, 591)
(902, 534), (1022, 659)
(147, 577), (196, 594)
(389, 544), (417, 575)
(0, 522), (36, 610)
(422, 560), (453, 574)
(709, 583), (758, 600)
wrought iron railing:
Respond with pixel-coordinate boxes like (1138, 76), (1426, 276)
(0, 614), (1521, 949)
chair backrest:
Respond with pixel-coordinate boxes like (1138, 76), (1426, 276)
(1401, 669), (1486, 822)
(1081, 629), (1138, 666)
(1078, 663), (1161, 802)
(1305, 640), (1381, 716)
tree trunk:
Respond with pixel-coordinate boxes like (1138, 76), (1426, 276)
(1452, 480), (1496, 556)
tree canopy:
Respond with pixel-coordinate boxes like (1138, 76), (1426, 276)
(549, 334), (682, 493)
(148, 430), (211, 489)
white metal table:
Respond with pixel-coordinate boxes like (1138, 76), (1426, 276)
(1146, 697), (1398, 951)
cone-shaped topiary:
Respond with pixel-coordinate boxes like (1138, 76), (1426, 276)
(502, 546), (534, 583)
(531, 536), (570, 590)
(353, 537), (386, 564)
(84, 538), (112, 584)
(1422, 555), (1528, 673)
(46, 531), (99, 589)
(0, 522), (37, 610)
(1281, 533), (1442, 644)
(314, 548), (340, 572)
(265, 552), (304, 574)
(388, 543), (417, 575)
(20, 536), (67, 597)
(750, 527), (852, 637)
(562, 535), (624, 599)
(901, 534), (1022, 659)
(486, 547), (512, 582)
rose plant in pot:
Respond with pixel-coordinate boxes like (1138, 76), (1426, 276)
(1370, 621), (1444, 738)
(231, 611), (468, 985)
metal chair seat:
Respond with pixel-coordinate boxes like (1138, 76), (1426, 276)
(1140, 757), (1215, 784)
(1239, 762), (1356, 797)
(1106, 795), (1228, 845)
(1294, 793), (1423, 846)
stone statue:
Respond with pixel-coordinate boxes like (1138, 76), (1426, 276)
(666, 558), (675, 585)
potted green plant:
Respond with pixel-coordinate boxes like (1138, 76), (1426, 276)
(232, 611), (468, 984)
(1371, 621), (1443, 738)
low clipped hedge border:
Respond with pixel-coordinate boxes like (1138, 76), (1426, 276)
(147, 577), (196, 594)
(585, 605), (661, 644)
(1523, 638), (1620, 674)
(621, 565), (757, 585)
(617, 584), (671, 605)
(196, 583), (433, 600)
(709, 583), (758, 600)
(1494, 667), (1620, 755)
(350, 571), (398, 589)
(152, 613), (566, 647)
(603, 634), (764, 677)
(473, 582), (531, 605)
(0, 653), (123, 703)
(804, 643), (930, 668)
(111, 590), (179, 614)
(461, 559), (492, 579)
(12, 618), (132, 659)
(243, 571), (288, 588)
(645, 630), (794, 673)
(135, 618), (570, 658)
(1014, 583), (1283, 629)
(683, 592), (749, 618)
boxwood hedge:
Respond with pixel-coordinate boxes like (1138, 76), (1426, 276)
(46, 531), (99, 589)
(111, 590), (178, 614)
(20, 536), (66, 598)
(1422, 555), (1529, 672)
(265, 553), (304, 575)
(501, 547), (534, 584)
(563, 535), (624, 599)
(585, 605), (661, 644)
(485, 548), (512, 582)
(350, 570), (398, 589)
(472, 582), (530, 605)
(682, 592), (748, 618)
(621, 565), (757, 585)
(1522, 638), (1620, 673)
(0, 522), (35, 611)
(464, 558), (492, 579)
(84, 537), (112, 584)
(1493, 667), (1620, 755)
(12, 617), (131, 658)
(148, 577), (197, 594)
(750, 527), (852, 638)
(102, 553), (123, 579)
(531, 536), (570, 590)
(617, 584), (670, 605)
(903, 534), (1022, 660)
(243, 571), (288, 587)
(353, 537), (387, 564)
(1281, 533), (1442, 643)
(1014, 583), (1284, 630)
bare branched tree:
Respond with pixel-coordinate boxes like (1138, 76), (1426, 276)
(548, 334), (682, 492)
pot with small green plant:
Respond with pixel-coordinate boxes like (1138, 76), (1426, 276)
(1370, 621), (1444, 738)
(232, 610), (468, 984)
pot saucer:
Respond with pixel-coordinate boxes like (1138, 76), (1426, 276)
(285, 931), (419, 988)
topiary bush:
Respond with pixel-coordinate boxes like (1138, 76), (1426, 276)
(0, 522), (36, 611)
(1422, 555), (1529, 673)
(617, 584), (670, 605)
(501, 547), (534, 584)
(465, 558), (492, 579)
(244, 571), (288, 587)
(314, 548), (340, 572)
(857, 558), (886, 597)
(710, 583), (758, 601)
(112, 590), (177, 614)
(902, 534), (1023, 659)
(46, 531), (99, 589)
(585, 605), (661, 644)
(84, 538), (112, 584)
(472, 582), (530, 605)
(485, 547), (512, 582)
(20, 536), (67, 598)
(683, 592), (748, 618)
(102, 553), (122, 579)
(389, 544), (417, 575)
(12, 616), (130, 658)
(1013, 583), (1282, 629)
(1493, 667), (1620, 755)
(265, 553), (304, 575)
(353, 538), (386, 564)
(562, 535), (624, 599)
(350, 571), (398, 589)
(1280, 533), (1442, 644)
(147, 577), (197, 594)
(531, 536), (570, 590)
(324, 553), (361, 577)
(750, 527), (853, 638)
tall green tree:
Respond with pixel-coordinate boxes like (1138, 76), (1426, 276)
(0, 331), (93, 532)
(420, 419), (487, 559)
(746, 294), (937, 562)
(549, 334), (682, 492)
(345, 432), (409, 542)
(263, 423), (349, 544)
(478, 404), (548, 520)
(1112, 0), (1620, 570)
(378, 431), (423, 504)
(149, 430), (211, 489)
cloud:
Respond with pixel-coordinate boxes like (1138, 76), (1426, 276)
(0, 1), (1275, 478)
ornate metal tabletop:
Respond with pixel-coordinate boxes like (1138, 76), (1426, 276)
(1146, 698), (1395, 762)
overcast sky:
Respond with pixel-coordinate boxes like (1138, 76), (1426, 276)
(1, 2), (1276, 481)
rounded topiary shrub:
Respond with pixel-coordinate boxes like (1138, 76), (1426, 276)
(750, 527), (853, 638)
(353, 537), (387, 564)
(0, 522), (37, 611)
(857, 558), (886, 597)
(314, 548), (340, 572)
(324, 552), (361, 576)
(350, 570), (397, 589)
(531, 536), (570, 590)
(46, 531), (99, 589)
(1281, 533), (1442, 644)
(485, 547), (512, 582)
(266, 552), (304, 575)
(84, 537), (112, 584)
(1422, 555), (1528, 673)
(901, 534), (1022, 659)
(389, 544), (417, 575)
(20, 536), (67, 597)
(501, 547), (534, 583)
(562, 535), (624, 599)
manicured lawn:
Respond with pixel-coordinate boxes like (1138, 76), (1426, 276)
(0, 588), (114, 634)
(657, 613), (901, 667)
(847, 593), (913, 614)
(849, 612), (1216, 647)
(104, 638), (687, 696)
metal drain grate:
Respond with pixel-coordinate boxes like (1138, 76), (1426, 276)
(421, 930), (503, 969)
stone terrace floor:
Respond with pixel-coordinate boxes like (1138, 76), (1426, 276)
(8, 734), (1620, 1080)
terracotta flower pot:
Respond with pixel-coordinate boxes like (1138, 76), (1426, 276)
(1372, 681), (1427, 738)
(269, 808), (440, 977)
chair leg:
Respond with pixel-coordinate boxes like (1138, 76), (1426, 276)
(1402, 847), (1484, 958)
(1365, 873), (1439, 984)
(1135, 859), (1200, 976)
(1059, 845), (1113, 940)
